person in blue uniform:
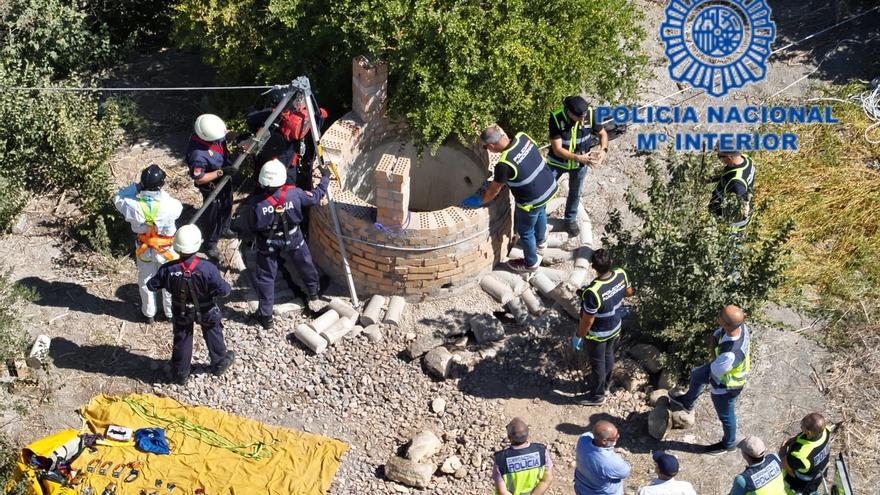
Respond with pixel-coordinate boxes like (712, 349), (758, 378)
(147, 225), (235, 385)
(185, 113), (238, 261)
(241, 159), (329, 329)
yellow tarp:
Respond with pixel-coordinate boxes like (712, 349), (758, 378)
(71, 394), (348, 495)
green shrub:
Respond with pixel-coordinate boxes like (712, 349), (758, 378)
(0, 431), (28, 495)
(173, 0), (646, 146)
(0, 268), (33, 363)
(603, 150), (793, 370)
(79, 0), (174, 48)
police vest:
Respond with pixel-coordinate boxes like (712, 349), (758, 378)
(497, 133), (558, 211)
(785, 428), (831, 490)
(578, 268), (629, 341)
(547, 107), (595, 170)
(710, 155), (755, 230)
(710, 325), (751, 391)
(742, 454), (786, 495)
(493, 443), (547, 495)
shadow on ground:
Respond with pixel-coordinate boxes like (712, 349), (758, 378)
(18, 276), (143, 323)
(49, 337), (167, 383)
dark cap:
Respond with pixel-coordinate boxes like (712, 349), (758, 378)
(564, 96), (590, 117)
(652, 451), (679, 476)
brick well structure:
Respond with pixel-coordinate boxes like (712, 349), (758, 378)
(310, 56), (512, 300)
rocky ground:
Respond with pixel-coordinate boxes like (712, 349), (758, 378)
(2, 0), (878, 493)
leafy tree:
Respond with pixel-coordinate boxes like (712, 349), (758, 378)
(173, 0), (645, 145)
(602, 150), (793, 370)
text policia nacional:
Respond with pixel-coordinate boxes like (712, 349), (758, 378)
(595, 106), (838, 152)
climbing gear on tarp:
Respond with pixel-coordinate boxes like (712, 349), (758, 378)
(106, 424), (133, 442)
(123, 461), (144, 483)
(111, 462), (126, 478)
(87, 458), (101, 473)
(135, 428), (171, 455)
(99, 461), (113, 476)
(123, 397), (277, 461)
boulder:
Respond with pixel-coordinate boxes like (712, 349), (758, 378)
(385, 456), (434, 489)
(468, 314), (504, 344)
(671, 409), (696, 429)
(424, 347), (453, 379)
(648, 404), (671, 440)
(407, 332), (444, 359)
(648, 389), (669, 407)
(658, 368), (679, 390)
(629, 343), (663, 374)
(611, 358), (649, 392)
(440, 456), (463, 475)
(548, 281), (580, 320)
(406, 431), (442, 462)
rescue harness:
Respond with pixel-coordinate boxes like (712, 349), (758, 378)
(136, 198), (175, 261)
(263, 185), (302, 252)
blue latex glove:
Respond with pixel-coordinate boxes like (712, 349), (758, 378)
(460, 195), (483, 208)
(572, 336), (583, 351)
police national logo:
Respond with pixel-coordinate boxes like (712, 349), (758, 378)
(661, 0), (776, 97)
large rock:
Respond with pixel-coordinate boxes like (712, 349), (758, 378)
(629, 343), (663, 374)
(431, 397), (447, 415)
(468, 314), (504, 344)
(407, 332), (444, 359)
(406, 430), (442, 462)
(658, 368), (679, 390)
(440, 456), (463, 475)
(648, 389), (669, 407)
(671, 409), (696, 429)
(385, 456), (434, 489)
(424, 347), (453, 379)
(611, 358), (649, 392)
(648, 404), (671, 440)
(548, 281), (580, 320)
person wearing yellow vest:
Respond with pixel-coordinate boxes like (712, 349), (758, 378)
(708, 149), (755, 232)
(113, 165), (183, 324)
(572, 249), (633, 406)
(730, 436), (787, 495)
(492, 417), (554, 495)
(475, 125), (558, 273)
(780, 413), (832, 495)
(669, 305), (751, 455)
(547, 96), (608, 237)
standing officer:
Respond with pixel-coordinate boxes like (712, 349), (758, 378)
(113, 164), (183, 324)
(547, 96), (608, 237)
(147, 225), (235, 385)
(780, 413), (832, 495)
(242, 159), (329, 329)
(186, 113), (238, 261)
(708, 149), (755, 232)
(491, 417), (554, 495)
(470, 125), (557, 273)
(669, 305), (751, 455)
(572, 249), (633, 406)
(730, 436), (786, 495)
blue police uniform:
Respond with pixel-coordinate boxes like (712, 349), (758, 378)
(244, 175), (329, 318)
(579, 268), (630, 400)
(147, 254), (232, 379)
(185, 135), (233, 252)
(246, 109), (299, 184)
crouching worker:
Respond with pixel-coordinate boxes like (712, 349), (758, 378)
(113, 164), (182, 324)
(147, 225), (235, 385)
(242, 159), (330, 329)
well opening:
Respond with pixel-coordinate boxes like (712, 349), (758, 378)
(345, 140), (484, 212)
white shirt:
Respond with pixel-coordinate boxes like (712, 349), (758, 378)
(113, 184), (183, 262)
(638, 478), (697, 495)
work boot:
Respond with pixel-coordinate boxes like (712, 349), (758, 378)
(212, 351), (236, 376)
(307, 294), (323, 314)
(252, 312), (274, 330)
(704, 441), (736, 456)
(145, 315), (155, 325)
(204, 246), (222, 261)
(565, 221), (581, 237)
(507, 258), (540, 273)
(574, 394), (606, 406)
(536, 240), (548, 253)
(220, 227), (237, 239)
(168, 371), (189, 386)
(667, 392), (694, 412)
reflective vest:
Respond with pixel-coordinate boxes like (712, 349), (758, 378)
(710, 155), (755, 231)
(493, 443), (547, 495)
(547, 106), (595, 170)
(742, 454), (787, 495)
(710, 324), (751, 390)
(135, 198), (175, 261)
(497, 133), (558, 211)
(785, 428), (831, 492)
(578, 268), (629, 341)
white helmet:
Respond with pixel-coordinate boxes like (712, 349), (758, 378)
(258, 159), (287, 188)
(193, 114), (227, 142)
(173, 225), (203, 254)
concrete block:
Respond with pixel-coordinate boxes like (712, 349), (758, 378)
(360, 295), (386, 326)
(321, 316), (356, 345)
(479, 274), (514, 305)
(294, 324), (327, 354)
(529, 272), (558, 297)
(423, 346), (453, 379)
(384, 295), (406, 326)
(328, 298), (360, 320)
(520, 289), (544, 316)
(364, 324), (383, 342)
(309, 309), (340, 333)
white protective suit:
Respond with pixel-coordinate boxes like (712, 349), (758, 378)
(113, 184), (183, 319)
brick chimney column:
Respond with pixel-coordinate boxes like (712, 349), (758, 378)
(374, 153), (410, 227)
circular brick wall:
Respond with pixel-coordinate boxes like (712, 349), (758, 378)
(311, 112), (512, 300)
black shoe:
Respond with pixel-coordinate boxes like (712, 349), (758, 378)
(212, 351), (236, 376)
(220, 228), (237, 239)
(252, 312), (274, 330)
(704, 441), (736, 456)
(172, 373), (190, 386)
(668, 393), (694, 412)
(566, 221), (581, 237)
(574, 394), (606, 406)
(145, 316), (155, 325)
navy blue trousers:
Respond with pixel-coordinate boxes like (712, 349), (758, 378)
(197, 185), (232, 250)
(254, 231), (320, 317)
(171, 306), (227, 378)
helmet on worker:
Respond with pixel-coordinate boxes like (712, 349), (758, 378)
(139, 164), (166, 191)
(194, 114), (227, 142)
(173, 225), (203, 255)
(258, 159), (287, 188)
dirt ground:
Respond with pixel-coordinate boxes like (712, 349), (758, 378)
(2, 1), (878, 493)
